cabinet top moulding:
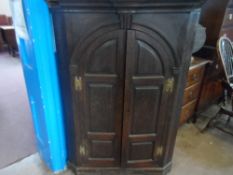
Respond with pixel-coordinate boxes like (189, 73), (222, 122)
(47, 0), (206, 10)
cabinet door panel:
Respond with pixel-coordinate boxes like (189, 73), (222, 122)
(122, 30), (174, 168)
(70, 30), (125, 167)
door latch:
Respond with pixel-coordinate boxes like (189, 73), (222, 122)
(155, 146), (164, 157)
(79, 145), (86, 156)
(74, 76), (82, 91)
(164, 77), (174, 93)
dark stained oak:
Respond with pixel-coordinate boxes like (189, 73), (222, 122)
(70, 29), (126, 167)
(121, 29), (175, 168)
(47, 0), (205, 174)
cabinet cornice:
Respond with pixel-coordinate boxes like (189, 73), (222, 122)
(47, 0), (206, 10)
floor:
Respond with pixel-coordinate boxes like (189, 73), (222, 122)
(0, 154), (72, 175)
(171, 123), (233, 175)
(0, 106), (233, 175)
(0, 52), (36, 168)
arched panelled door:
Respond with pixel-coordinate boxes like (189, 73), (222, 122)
(70, 27), (176, 168)
(70, 29), (126, 167)
(122, 29), (175, 168)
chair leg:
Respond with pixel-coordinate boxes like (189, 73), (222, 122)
(201, 89), (233, 134)
(201, 110), (220, 133)
(227, 93), (233, 125)
(226, 117), (231, 125)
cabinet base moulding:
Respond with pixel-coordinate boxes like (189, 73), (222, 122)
(68, 162), (172, 175)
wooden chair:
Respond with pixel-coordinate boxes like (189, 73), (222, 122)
(202, 36), (233, 136)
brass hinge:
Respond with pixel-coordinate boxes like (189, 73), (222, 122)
(79, 145), (86, 156)
(164, 77), (174, 93)
(155, 146), (164, 157)
(74, 76), (82, 91)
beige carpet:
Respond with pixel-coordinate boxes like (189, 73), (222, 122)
(0, 52), (36, 169)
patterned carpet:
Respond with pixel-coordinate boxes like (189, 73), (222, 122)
(0, 52), (36, 169)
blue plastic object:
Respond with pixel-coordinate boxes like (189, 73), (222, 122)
(10, 0), (67, 172)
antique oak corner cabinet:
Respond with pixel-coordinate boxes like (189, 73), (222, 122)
(46, 0), (205, 174)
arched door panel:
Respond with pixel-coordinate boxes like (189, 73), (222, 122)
(70, 30), (125, 167)
(122, 30), (175, 168)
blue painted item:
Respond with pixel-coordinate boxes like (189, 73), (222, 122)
(10, 0), (67, 172)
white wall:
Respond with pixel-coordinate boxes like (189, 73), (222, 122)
(0, 0), (11, 16)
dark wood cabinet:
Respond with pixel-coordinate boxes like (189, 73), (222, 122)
(47, 0), (205, 174)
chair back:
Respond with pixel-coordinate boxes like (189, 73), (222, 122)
(218, 36), (233, 84)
